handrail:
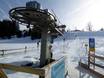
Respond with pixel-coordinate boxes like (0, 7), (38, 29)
(90, 54), (104, 60)
(90, 62), (104, 69)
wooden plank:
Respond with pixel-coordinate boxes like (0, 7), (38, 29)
(0, 63), (45, 76)
(0, 69), (8, 78)
(90, 62), (104, 69)
(90, 55), (104, 60)
(79, 62), (104, 78)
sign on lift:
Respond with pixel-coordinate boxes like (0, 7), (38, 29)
(89, 38), (95, 52)
(51, 58), (65, 78)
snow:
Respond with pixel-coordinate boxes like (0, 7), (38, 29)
(0, 32), (104, 78)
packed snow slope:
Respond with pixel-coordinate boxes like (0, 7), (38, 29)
(0, 31), (104, 78)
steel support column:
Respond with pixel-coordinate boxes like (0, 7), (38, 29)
(40, 26), (49, 67)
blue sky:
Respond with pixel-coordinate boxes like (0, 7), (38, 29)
(0, 0), (104, 30)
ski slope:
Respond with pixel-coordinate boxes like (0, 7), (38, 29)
(0, 31), (104, 78)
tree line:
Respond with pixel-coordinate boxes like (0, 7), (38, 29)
(0, 19), (59, 40)
(0, 19), (20, 39)
(0, 19), (41, 39)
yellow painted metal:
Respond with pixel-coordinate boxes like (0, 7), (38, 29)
(89, 48), (95, 52)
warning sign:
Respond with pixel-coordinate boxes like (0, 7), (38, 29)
(89, 38), (95, 51)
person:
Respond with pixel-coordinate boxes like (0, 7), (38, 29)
(46, 44), (55, 64)
(37, 40), (40, 48)
(49, 44), (53, 59)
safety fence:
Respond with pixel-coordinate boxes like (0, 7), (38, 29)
(79, 54), (104, 77)
(79, 38), (104, 78)
(0, 46), (35, 56)
(90, 54), (104, 69)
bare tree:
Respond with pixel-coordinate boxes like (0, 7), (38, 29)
(87, 22), (93, 31)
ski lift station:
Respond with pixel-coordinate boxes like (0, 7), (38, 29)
(0, 1), (104, 78)
(0, 1), (66, 78)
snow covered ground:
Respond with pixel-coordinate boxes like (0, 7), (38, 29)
(0, 32), (104, 78)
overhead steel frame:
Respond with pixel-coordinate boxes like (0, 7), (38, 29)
(9, 7), (63, 67)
